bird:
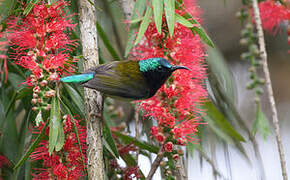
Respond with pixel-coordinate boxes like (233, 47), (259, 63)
(60, 57), (190, 100)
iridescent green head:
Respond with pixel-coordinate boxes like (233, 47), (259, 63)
(138, 58), (190, 72)
(138, 58), (190, 97)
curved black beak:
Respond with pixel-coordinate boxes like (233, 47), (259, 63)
(171, 65), (191, 71)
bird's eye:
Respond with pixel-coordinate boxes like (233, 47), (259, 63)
(157, 65), (162, 70)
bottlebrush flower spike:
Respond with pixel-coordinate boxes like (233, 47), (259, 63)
(30, 116), (87, 179)
(132, 0), (207, 146)
(7, 0), (77, 82)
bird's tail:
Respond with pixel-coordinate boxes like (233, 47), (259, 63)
(60, 73), (94, 83)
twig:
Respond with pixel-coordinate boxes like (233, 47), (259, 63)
(78, 0), (105, 179)
(196, 147), (228, 180)
(135, 107), (140, 162)
(146, 147), (165, 180)
(252, 0), (288, 180)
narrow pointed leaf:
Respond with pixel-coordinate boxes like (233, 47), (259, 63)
(14, 120), (49, 170)
(252, 103), (271, 139)
(135, 7), (152, 45)
(152, 0), (163, 34)
(48, 97), (62, 154)
(177, 5), (214, 47)
(63, 83), (85, 117)
(164, 0), (175, 37)
(125, 0), (147, 57)
(103, 120), (119, 158)
(203, 101), (245, 142)
(96, 22), (121, 61)
(175, 13), (193, 28)
(113, 131), (158, 153)
(24, 0), (40, 15)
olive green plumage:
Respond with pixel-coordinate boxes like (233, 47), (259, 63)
(60, 58), (190, 100)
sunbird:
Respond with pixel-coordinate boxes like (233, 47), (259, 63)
(60, 58), (190, 100)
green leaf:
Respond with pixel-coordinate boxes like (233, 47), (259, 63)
(103, 120), (119, 158)
(178, 9), (214, 47)
(96, 22), (121, 61)
(7, 73), (25, 91)
(152, 0), (163, 34)
(125, 0), (147, 57)
(175, 13), (193, 28)
(23, 0), (40, 15)
(14, 120), (49, 170)
(48, 97), (64, 154)
(113, 131), (158, 153)
(206, 47), (236, 103)
(203, 101), (246, 142)
(252, 103), (271, 139)
(164, 0), (175, 37)
(63, 83), (85, 117)
(135, 7), (152, 45)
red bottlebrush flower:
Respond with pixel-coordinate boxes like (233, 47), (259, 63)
(30, 115), (86, 179)
(132, 0), (207, 146)
(53, 163), (68, 178)
(257, 0), (290, 33)
(6, 0), (77, 85)
(164, 142), (173, 152)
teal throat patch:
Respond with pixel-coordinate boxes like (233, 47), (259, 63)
(60, 73), (94, 83)
(139, 58), (172, 72)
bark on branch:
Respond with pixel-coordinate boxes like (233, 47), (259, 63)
(252, 0), (288, 179)
(78, 0), (105, 179)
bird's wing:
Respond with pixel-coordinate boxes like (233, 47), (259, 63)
(82, 61), (150, 100)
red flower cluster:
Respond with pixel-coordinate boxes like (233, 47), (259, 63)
(133, 0), (207, 148)
(257, 0), (289, 33)
(7, 0), (77, 83)
(30, 116), (87, 179)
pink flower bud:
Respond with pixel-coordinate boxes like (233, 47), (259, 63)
(39, 80), (48, 87)
(173, 154), (179, 161)
(44, 104), (51, 111)
(155, 133), (165, 143)
(45, 90), (56, 98)
(177, 139), (186, 146)
(33, 86), (41, 93)
(37, 98), (42, 103)
(164, 142), (173, 152)
(31, 99), (37, 104)
(48, 72), (59, 81)
(33, 93), (38, 98)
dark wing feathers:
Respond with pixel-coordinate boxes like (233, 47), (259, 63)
(82, 61), (150, 100)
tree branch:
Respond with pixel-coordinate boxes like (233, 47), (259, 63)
(252, 0), (288, 179)
(78, 0), (104, 179)
(146, 148), (164, 180)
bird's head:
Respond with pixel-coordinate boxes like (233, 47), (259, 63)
(139, 58), (190, 97)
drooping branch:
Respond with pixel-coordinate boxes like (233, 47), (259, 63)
(78, 0), (104, 179)
(251, 0), (288, 180)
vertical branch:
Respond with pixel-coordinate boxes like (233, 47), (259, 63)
(252, 0), (288, 180)
(78, 1), (104, 179)
(146, 148), (165, 180)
